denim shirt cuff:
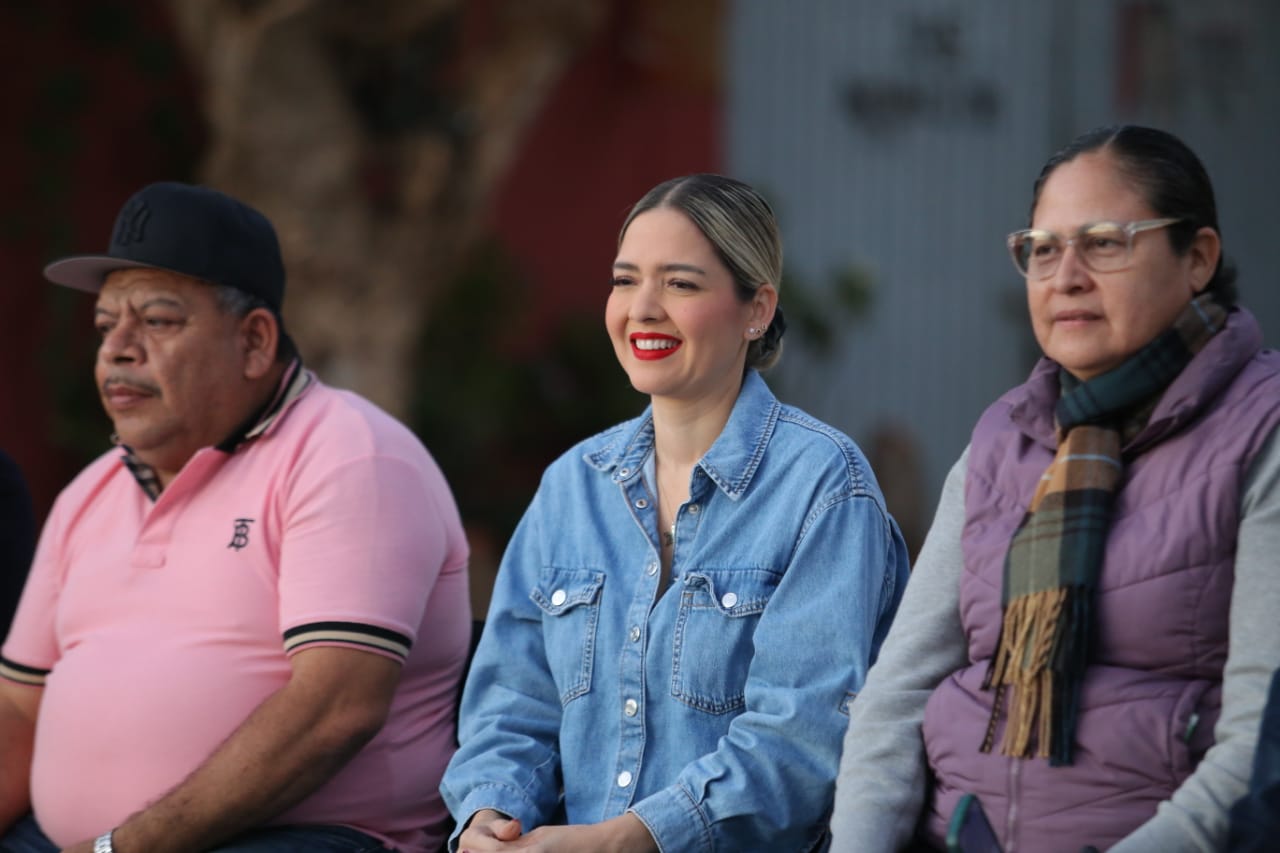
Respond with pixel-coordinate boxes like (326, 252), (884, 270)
(628, 784), (713, 853)
(448, 784), (544, 851)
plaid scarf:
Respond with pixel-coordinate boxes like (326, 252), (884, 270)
(981, 293), (1227, 765)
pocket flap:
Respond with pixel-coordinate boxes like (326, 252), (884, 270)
(682, 568), (779, 617)
(531, 567), (605, 615)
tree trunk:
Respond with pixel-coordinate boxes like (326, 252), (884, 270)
(163, 0), (605, 415)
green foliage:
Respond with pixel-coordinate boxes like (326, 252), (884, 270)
(134, 37), (177, 78)
(38, 68), (91, 116)
(779, 262), (875, 358)
(80, 1), (135, 47)
(409, 240), (641, 539)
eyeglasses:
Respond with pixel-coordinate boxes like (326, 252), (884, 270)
(1006, 218), (1182, 280)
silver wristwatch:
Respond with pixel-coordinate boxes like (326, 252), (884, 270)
(93, 831), (114, 853)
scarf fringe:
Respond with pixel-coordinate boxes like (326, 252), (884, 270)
(981, 587), (1068, 760)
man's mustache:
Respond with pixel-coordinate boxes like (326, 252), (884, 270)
(100, 375), (162, 396)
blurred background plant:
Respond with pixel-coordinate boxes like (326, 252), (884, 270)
(5, 0), (1277, 600)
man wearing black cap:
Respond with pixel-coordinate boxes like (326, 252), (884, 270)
(0, 183), (472, 853)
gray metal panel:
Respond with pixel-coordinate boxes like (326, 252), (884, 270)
(726, 0), (1280, 507)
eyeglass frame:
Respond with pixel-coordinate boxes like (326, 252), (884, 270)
(1006, 217), (1183, 280)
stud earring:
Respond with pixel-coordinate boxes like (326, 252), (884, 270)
(747, 327), (759, 337)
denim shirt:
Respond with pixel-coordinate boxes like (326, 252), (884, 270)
(441, 371), (909, 851)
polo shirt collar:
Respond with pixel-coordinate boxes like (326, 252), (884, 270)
(118, 358), (314, 499)
(216, 357), (313, 449)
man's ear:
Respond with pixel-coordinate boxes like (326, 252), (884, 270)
(240, 308), (279, 379)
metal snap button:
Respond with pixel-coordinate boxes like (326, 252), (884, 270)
(721, 592), (738, 608)
(551, 589), (567, 606)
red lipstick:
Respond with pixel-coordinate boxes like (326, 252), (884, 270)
(630, 332), (681, 361)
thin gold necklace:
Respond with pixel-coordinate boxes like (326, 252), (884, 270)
(657, 472), (680, 548)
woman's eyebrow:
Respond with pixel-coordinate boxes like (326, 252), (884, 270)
(612, 261), (707, 275)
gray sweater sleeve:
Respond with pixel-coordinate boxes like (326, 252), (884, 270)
(831, 430), (1280, 853)
(1110, 424), (1280, 852)
(829, 449), (971, 853)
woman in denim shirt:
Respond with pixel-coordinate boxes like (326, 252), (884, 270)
(442, 174), (910, 852)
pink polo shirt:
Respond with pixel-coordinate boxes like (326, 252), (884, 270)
(1, 370), (470, 852)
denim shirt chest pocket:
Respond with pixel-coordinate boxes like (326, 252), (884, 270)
(531, 567), (605, 706)
(671, 567), (780, 714)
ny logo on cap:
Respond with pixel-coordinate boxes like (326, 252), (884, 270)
(113, 197), (151, 247)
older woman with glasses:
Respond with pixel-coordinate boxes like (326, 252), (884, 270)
(830, 125), (1280, 853)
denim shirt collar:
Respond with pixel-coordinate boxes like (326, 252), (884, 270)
(582, 370), (781, 501)
(117, 358), (314, 501)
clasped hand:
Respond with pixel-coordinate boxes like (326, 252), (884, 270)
(458, 809), (657, 853)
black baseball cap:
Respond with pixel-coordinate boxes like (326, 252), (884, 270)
(43, 181), (286, 312)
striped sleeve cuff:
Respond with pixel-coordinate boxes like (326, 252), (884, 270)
(282, 621), (412, 662)
(0, 657), (50, 687)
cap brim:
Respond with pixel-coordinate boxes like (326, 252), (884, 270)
(42, 255), (170, 294)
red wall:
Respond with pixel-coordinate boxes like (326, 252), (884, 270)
(489, 0), (723, 341)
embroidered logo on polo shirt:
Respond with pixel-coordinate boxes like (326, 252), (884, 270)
(227, 518), (255, 551)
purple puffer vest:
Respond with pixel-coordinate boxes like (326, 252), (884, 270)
(920, 309), (1280, 853)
